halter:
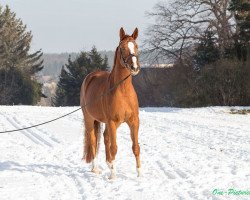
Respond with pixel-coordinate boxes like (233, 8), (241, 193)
(118, 41), (138, 71)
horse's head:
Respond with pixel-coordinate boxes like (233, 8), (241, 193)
(118, 27), (140, 76)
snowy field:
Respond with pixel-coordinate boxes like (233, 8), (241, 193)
(0, 106), (249, 200)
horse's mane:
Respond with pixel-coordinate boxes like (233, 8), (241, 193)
(110, 46), (119, 78)
(113, 47), (119, 69)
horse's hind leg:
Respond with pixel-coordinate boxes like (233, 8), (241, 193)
(83, 113), (101, 174)
(127, 116), (141, 177)
(92, 120), (101, 174)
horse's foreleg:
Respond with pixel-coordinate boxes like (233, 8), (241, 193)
(106, 121), (118, 179)
(103, 125), (111, 164)
(91, 154), (101, 174)
(127, 116), (141, 177)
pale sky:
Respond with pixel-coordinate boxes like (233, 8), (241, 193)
(1, 0), (159, 53)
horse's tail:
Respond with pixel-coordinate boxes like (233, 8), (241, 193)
(84, 120), (101, 163)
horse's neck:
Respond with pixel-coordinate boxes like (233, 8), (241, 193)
(109, 50), (132, 91)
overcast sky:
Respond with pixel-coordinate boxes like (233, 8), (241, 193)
(1, 0), (159, 53)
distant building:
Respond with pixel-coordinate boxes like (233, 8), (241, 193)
(141, 63), (174, 68)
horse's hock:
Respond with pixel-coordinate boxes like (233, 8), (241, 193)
(133, 67), (173, 107)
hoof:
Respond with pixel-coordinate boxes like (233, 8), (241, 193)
(137, 173), (143, 178)
(91, 168), (101, 174)
(106, 161), (116, 179)
(108, 173), (116, 180)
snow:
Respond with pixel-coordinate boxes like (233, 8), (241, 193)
(0, 106), (249, 200)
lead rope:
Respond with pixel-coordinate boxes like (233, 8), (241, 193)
(0, 73), (131, 134)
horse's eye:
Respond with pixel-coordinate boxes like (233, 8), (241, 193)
(121, 48), (127, 55)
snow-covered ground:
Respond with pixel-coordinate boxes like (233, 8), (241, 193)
(0, 106), (249, 200)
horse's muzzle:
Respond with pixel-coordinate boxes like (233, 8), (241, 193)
(130, 65), (140, 76)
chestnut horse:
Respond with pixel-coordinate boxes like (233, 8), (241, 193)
(80, 27), (141, 179)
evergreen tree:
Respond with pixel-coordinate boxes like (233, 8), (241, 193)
(0, 5), (43, 105)
(0, 69), (42, 105)
(194, 31), (220, 69)
(229, 0), (250, 60)
(54, 47), (108, 106)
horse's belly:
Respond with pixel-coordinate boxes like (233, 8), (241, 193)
(86, 103), (106, 122)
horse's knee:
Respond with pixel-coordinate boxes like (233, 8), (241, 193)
(132, 144), (140, 156)
(104, 133), (109, 145)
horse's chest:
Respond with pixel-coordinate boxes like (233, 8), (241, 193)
(107, 96), (136, 122)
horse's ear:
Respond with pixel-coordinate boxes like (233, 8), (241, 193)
(131, 28), (138, 40)
(120, 27), (126, 41)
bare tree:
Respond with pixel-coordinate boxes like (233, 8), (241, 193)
(144, 0), (235, 61)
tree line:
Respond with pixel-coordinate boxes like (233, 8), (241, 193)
(1, 1), (249, 107)
(53, 47), (108, 106)
(41, 51), (114, 79)
(143, 0), (250, 106)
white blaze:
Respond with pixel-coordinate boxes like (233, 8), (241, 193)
(128, 42), (138, 69)
(128, 42), (135, 54)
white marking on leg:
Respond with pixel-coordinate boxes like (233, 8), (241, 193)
(137, 167), (142, 177)
(128, 42), (138, 69)
(107, 161), (116, 179)
(92, 157), (97, 169)
(91, 157), (101, 174)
